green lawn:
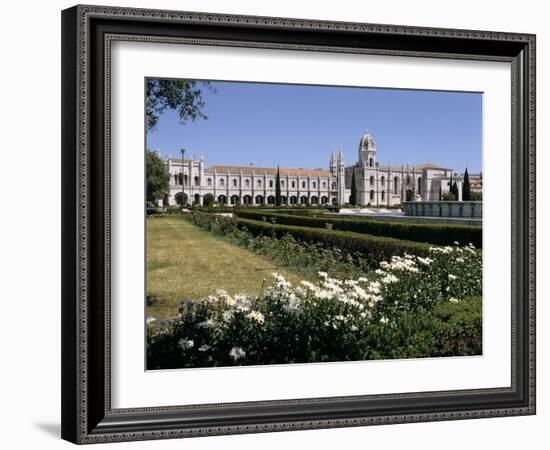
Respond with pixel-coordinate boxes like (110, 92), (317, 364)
(146, 217), (304, 318)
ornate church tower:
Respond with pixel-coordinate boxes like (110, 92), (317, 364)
(337, 148), (346, 205)
(358, 130), (377, 168)
(329, 151), (337, 177)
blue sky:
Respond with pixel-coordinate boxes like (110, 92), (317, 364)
(146, 80), (482, 173)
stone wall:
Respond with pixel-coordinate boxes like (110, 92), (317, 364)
(403, 201), (482, 218)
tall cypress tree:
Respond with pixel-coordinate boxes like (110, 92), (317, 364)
(451, 181), (459, 200)
(275, 166), (282, 206)
(462, 167), (471, 201)
(350, 169), (357, 206)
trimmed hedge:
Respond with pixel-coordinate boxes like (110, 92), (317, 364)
(431, 296), (482, 357)
(237, 217), (431, 265)
(235, 210), (482, 248)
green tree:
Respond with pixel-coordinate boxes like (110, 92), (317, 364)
(203, 193), (214, 207)
(275, 166), (282, 206)
(146, 79), (213, 131)
(451, 181), (459, 200)
(349, 169), (357, 206)
(462, 168), (471, 201)
(447, 173), (458, 201)
(146, 150), (169, 203)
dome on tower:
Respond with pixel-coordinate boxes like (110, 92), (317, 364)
(359, 130), (375, 149)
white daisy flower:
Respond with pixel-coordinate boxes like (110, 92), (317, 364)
(229, 347), (246, 361)
(178, 338), (194, 350)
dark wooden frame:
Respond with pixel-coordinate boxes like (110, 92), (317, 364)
(61, 4), (536, 444)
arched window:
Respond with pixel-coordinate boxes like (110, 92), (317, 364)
(219, 178), (225, 187)
(302, 181), (306, 189)
(381, 176), (385, 186)
(245, 179), (250, 187)
(418, 177), (422, 195)
(322, 181), (327, 188)
(381, 191), (385, 201)
(184, 174), (188, 185)
(370, 176), (374, 186)
(281, 180), (285, 187)
(312, 181), (317, 188)
(232, 179), (237, 187)
(331, 182), (337, 190)
(257, 179), (262, 187)
(269, 180), (274, 188)
(406, 175), (411, 184)
(207, 178), (212, 187)
(291, 181), (296, 188)
(369, 158), (373, 167)
(394, 176), (399, 195)
(370, 190), (375, 201)
(194, 176), (200, 186)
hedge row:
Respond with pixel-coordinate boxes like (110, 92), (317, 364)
(236, 217), (431, 265)
(235, 210), (482, 248)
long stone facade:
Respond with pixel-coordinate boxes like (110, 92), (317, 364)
(162, 131), (470, 207)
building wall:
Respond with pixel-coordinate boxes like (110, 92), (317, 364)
(166, 160), (339, 206)
(162, 132), (463, 207)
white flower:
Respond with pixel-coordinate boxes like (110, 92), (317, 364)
(225, 296), (237, 306)
(375, 269), (386, 275)
(351, 325), (359, 332)
(367, 281), (381, 294)
(453, 241), (460, 245)
(198, 318), (219, 329)
(246, 310), (265, 324)
(318, 271), (328, 279)
(222, 310), (234, 322)
(178, 338), (194, 350)
(198, 344), (212, 352)
(417, 256), (433, 266)
(381, 274), (399, 284)
(146, 317), (156, 326)
(380, 317), (389, 324)
(449, 297), (460, 303)
(229, 346), (246, 361)
(448, 274), (458, 281)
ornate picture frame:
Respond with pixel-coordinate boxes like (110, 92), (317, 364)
(61, 4), (536, 444)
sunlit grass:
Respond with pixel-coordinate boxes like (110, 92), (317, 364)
(146, 217), (305, 318)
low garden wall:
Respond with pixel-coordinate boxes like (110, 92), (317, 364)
(403, 201), (482, 219)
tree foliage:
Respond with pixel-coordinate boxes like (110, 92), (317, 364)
(451, 181), (459, 201)
(447, 173), (459, 201)
(350, 169), (357, 206)
(275, 166), (282, 206)
(146, 150), (170, 203)
(462, 168), (471, 201)
(203, 193), (215, 207)
(146, 79), (212, 131)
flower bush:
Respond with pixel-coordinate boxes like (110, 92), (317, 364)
(147, 243), (482, 369)
(187, 211), (373, 279)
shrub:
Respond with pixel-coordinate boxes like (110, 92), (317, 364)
(235, 210), (482, 248)
(202, 193), (215, 207)
(237, 217), (432, 266)
(186, 212), (372, 279)
(147, 249), (482, 369)
(431, 296), (482, 356)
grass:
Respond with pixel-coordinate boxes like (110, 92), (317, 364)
(146, 217), (305, 318)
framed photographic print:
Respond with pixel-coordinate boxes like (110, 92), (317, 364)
(61, 4), (536, 444)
